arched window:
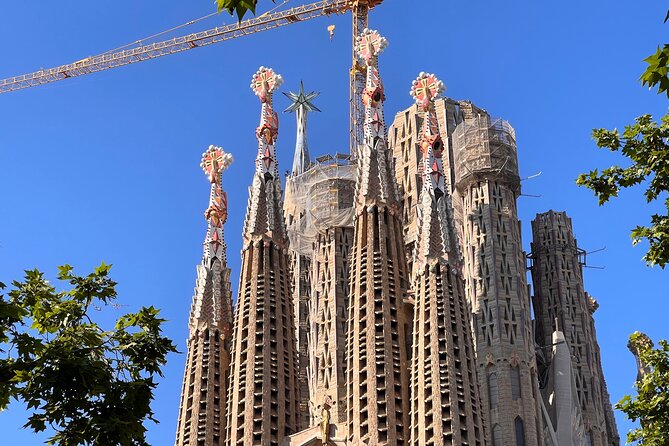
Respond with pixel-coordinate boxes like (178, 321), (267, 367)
(492, 424), (502, 446)
(511, 366), (521, 400)
(488, 372), (499, 409)
(514, 416), (525, 446)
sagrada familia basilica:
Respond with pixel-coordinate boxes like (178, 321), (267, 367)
(173, 28), (620, 446)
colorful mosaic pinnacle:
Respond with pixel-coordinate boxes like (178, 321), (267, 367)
(355, 28), (388, 64)
(355, 29), (399, 208)
(410, 72), (445, 112)
(251, 66), (283, 179)
(357, 29), (387, 130)
(411, 73), (446, 198)
(201, 145), (233, 262)
(242, 66), (288, 242)
(201, 144), (233, 184)
(410, 72), (456, 270)
(250, 66), (283, 102)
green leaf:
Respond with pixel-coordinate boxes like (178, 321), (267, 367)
(56, 265), (73, 280)
(216, 0), (265, 21)
(94, 261), (111, 276)
(641, 45), (669, 98)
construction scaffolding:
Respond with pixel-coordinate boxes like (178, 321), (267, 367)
(452, 115), (520, 189)
(284, 153), (356, 255)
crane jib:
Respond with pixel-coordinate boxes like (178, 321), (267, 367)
(1, 0), (384, 157)
(0, 0), (352, 94)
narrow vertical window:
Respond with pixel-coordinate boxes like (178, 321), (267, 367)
(492, 424), (502, 446)
(511, 366), (521, 400)
(488, 372), (498, 409)
(514, 416), (525, 446)
(585, 432), (593, 446)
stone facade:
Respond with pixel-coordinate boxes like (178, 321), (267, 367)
(390, 101), (544, 446)
(176, 34), (622, 446)
(452, 110), (542, 446)
(312, 226), (353, 425)
(529, 211), (620, 446)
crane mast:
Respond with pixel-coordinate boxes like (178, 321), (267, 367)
(0, 0), (383, 155)
(349, 0), (382, 158)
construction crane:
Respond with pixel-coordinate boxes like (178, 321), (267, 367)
(0, 0), (383, 156)
(349, 0), (383, 158)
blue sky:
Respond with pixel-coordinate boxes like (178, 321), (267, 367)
(1, 0), (667, 443)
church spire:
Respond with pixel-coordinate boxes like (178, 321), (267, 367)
(407, 75), (486, 446)
(225, 67), (301, 445)
(243, 66), (287, 242)
(284, 81), (320, 176)
(200, 145), (234, 266)
(189, 145), (234, 334)
(410, 73), (457, 270)
(354, 28), (399, 209)
(175, 145), (234, 446)
(346, 29), (412, 445)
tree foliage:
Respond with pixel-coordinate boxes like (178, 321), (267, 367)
(0, 264), (177, 446)
(641, 44), (669, 97)
(577, 9), (669, 268)
(216, 0), (274, 20)
(577, 114), (669, 268)
(640, 9), (669, 98)
(616, 333), (669, 445)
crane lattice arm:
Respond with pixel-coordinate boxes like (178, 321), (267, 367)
(0, 0), (348, 95)
(349, 0), (382, 158)
(1, 0), (384, 156)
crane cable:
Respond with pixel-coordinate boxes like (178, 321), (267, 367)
(100, 0), (293, 56)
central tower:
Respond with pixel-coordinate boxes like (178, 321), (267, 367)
(345, 29), (411, 445)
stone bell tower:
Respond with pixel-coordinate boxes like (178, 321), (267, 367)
(345, 29), (411, 445)
(225, 67), (301, 446)
(175, 146), (234, 446)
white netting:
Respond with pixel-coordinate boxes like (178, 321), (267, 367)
(284, 154), (356, 256)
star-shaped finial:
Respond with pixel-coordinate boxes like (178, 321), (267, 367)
(283, 81), (321, 113)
